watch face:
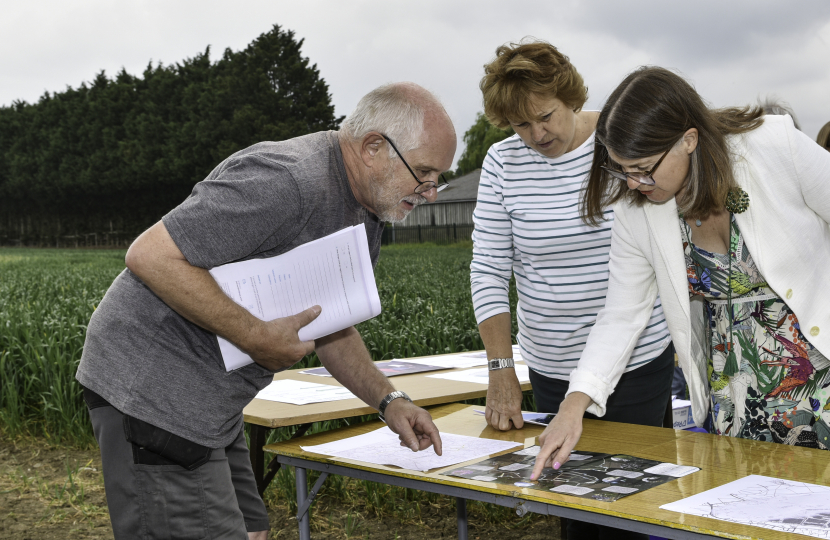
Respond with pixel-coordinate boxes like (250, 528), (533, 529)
(489, 358), (514, 370)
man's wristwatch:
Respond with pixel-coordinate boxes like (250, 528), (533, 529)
(488, 357), (515, 371)
(377, 390), (412, 423)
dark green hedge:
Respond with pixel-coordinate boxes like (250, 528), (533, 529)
(0, 25), (342, 244)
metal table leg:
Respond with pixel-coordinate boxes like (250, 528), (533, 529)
(294, 466), (330, 540)
(456, 497), (468, 540)
(250, 423), (313, 496)
(249, 424), (268, 496)
(278, 455), (721, 540)
(296, 467), (310, 540)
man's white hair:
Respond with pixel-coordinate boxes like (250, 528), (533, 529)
(340, 83), (430, 157)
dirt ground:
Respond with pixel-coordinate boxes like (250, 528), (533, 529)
(0, 438), (561, 540)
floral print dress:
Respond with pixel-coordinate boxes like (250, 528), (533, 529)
(681, 215), (830, 449)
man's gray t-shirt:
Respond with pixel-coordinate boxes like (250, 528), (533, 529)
(77, 131), (384, 448)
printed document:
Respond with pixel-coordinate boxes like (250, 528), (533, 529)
(254, 379), (357, 405)
(301, 427), (521, 472)
(210, 225), (381, 371)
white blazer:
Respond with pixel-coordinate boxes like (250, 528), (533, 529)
(567, 115), (830, 426)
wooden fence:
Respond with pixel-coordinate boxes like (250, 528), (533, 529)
(381, 224), (474, 245)
(2, 225), (475, 248)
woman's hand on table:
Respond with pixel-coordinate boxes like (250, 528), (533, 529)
(485, 368), (525, 430)
(530, 392), (592, 480)
(386, 399), (443, 455)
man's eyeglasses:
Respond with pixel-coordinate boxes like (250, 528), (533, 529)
(382, 135), (450, 194)
(600, 147), (671, 186)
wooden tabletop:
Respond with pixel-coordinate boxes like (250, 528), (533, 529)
(243, 353), (532, 428)
(264, 403), (830, 540)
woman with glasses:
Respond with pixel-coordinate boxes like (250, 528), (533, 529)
(531, 66), (830, 479)
(470, 41), (674, 540)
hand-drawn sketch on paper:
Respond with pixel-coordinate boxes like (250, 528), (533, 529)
(661, 474), (830, 538)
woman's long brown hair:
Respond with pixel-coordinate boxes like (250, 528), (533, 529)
(581, 67), (764, 226)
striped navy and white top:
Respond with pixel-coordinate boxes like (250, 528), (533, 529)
(470, 132), (671, 380)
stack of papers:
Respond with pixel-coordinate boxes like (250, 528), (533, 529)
(210, 225), (381, 371)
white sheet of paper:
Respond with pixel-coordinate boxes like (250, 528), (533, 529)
(471, 475), (498, 482)
(401, 354), (489, 369)
(660, 475), (830, 539)
(403, 347), (523, 369)
(551, 485), (594, 495)
(301, 427), (521, 472)
(499, 463), (531, 471)
(607, 469), (643, 479)
(643, 463), (700, 477)
(209, 225), (381, 371)
(254, 379), (357, 405)
(603, 486), (638, 494)
(426, 363), (530, 384)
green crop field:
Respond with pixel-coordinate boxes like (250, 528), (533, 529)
(0, 243), (521, 447)
(0, 244), (537, 530)
(0, 249), (128, 445)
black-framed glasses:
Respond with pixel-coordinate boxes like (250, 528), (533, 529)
(382, 135), (450, 194)
(600, 147), (671, 186)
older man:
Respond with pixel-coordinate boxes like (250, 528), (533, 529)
(76, 82), (456, 540)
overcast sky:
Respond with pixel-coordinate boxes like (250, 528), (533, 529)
(4, 1), (830, 168)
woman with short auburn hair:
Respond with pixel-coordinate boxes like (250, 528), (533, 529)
(480, 41), (588, 130)
(533, 66), (830, 478)
(471, 43), (673, 540)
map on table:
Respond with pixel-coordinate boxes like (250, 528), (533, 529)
(301, 427), (522, 472)
(443, 447), (699, 502)
(301, 360), (447, 378)
(661, 475), (830, 539)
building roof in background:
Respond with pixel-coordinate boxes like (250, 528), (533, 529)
(434, 169), (480, 203)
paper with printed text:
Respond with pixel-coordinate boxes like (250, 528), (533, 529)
(210, 225), (381, 371)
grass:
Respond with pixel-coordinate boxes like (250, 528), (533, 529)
(4, 459), (108, 523)
(0, 249), (127, 445)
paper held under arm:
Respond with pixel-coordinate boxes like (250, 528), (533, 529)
(209, 224), (382, 371)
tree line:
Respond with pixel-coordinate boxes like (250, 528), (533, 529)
(0, 25), (342, 246)
(452, 112), (513, 178)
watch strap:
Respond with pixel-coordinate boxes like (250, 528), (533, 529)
(377, 390), (412, 422)
(488, 357), (515, 371)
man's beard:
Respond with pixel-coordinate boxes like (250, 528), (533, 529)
(370, 167), (427, 223)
